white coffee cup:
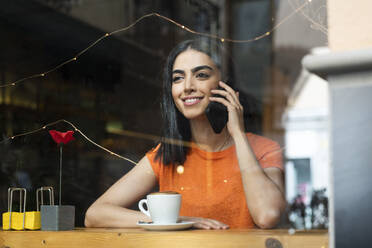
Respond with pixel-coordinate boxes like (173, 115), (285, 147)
(138, 191), (181, 224)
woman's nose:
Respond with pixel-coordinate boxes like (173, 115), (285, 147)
(184, 76), (195, 92)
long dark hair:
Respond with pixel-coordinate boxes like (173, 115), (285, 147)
(155, 38), (235, 165)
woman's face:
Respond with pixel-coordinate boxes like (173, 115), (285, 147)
(171, 49), (221, 120)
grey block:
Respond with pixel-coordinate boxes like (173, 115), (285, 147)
(41, 205), (75, 231)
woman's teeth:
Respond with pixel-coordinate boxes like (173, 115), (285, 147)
(185, 98), (199, 103)
(184, 97), (202, 105)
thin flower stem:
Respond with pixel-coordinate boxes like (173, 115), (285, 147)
(59, 145), (63, 206)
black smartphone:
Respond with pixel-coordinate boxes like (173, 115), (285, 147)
(205, 87), (228, 133)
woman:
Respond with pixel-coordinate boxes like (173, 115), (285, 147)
(85, 39), (286, 229)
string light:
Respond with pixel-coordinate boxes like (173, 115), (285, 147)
(287, 0), (328, 35)
(0, 119), (138, 166)
(0, 1), (313, 89)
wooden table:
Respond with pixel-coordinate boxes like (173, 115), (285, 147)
(0, 228), (328, 248)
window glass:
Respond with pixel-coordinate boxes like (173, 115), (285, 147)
(0, 0), (328, 228)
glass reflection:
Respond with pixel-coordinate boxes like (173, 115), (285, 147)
(0, 0), (328, 229)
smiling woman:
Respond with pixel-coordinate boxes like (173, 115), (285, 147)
(85, 38), (286, 230)
(171, 49), (220, 119)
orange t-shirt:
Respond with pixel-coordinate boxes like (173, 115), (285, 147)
(146, 133), (283, 228)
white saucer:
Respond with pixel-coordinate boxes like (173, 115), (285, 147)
(137, 221), (194, 231)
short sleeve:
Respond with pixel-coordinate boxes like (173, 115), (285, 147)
(145, 144), (162, 180)
(247, 133), (284, 171)
(258, 141), (283, 170)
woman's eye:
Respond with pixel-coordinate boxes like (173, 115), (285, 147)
(196, 72), (209, 79)
(172, 76), (182, 82)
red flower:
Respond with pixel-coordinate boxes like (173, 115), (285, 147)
(49, 130), (75, 145)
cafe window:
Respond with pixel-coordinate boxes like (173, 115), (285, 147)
(1, 0), (328, 230)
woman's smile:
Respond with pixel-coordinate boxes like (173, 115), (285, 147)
(182, 96), (204, 106)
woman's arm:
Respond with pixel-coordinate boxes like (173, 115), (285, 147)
(210, 81), (286, 229)
(233, 133), (286, 229)
(84, 156), (157, 227)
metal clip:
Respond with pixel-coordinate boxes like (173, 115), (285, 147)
(36, 186), (55, 211)
(7, 187), (27, 230)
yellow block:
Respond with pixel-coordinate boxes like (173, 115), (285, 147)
(2, 212), (25, 230)
(2, 211), (41, 230)
(25, 211), (41, 230)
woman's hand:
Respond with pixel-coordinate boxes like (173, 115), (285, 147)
(179, 216), (229, 230)
(209, 81), (245, 138)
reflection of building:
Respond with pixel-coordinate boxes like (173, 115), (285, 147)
(283, 48), (329, 204)
(268, 0), (327, 146)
